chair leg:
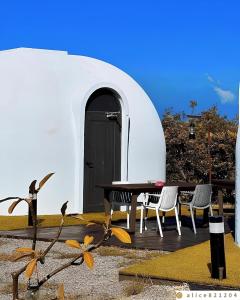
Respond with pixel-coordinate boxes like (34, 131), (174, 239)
(209, 205), (213, 216)
(140, 205), (144, 234)
(178, 203), (182, 227)
(144, 207), (148, 231)
(190, 206), (197, 234)
(162, 212), (166, 224)
(126, 206), (130, 229)
(156, 208), (163, 238)
(174, 207), (181, 236)
(110, 204), (114, 218)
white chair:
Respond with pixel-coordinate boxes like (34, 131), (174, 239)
(111, 181), (147, 228)
(140, 186), (181, 238)
(111, 190), (132, 229)
(179, 184), (213, 234)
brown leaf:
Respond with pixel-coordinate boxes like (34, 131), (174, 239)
(83, 235), (94, 246)
(72, 215), (86, 221)
(87, 220), (104, 225)
(16, 247), (35, 253)
(25, 259), (37, 278)
(57, 283), (65, 300)
(14, 253), (33, 262)
(86, 222), (96, 227)
(8, 199), (22, 214)
(61, 201), (68, 216)
(65, 240), (81, 249)
(29, 180), (37, 194)
(83, 251), (94, 269)
(111, 227), (131, 244)
(37, 173), (54, 191)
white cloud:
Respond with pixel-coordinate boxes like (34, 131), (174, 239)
(205, 73), (234, 104)
(213, 86), (235, 104)
(206, 73), (215, 83)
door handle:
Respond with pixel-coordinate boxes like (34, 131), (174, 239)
(86, 162), (94, 168)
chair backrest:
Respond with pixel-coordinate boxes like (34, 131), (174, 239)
(192, 184), (212, 208)
(159, 186), (178, 210)
(112, 191), (132, 204)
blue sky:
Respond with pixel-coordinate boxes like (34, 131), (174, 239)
(0, 0), (239, 119)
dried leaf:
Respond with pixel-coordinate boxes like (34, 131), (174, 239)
(83, 251), (94, 269)
(65, 240), (81, 249)
(83, 235), (94, 246)
(14, 253), (33, 262)
(16, 247), (35, 253)
(86, 222), (96, 227)
(72, 215), (86, 220)
(37, 173), (54, 191)
(25, 258), (37, 278)
(29, 180), (37, 194)
(57, 283), (65, 300)
(61, 201), (68, 216)
(86, 220), (104, 225)
(111, 227), (131, 244)
(8, 199), (22, 214)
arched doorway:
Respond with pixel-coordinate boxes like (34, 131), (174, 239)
(83, 88), (121, 212)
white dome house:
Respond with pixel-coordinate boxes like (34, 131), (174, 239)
(0, 48), (166, 215)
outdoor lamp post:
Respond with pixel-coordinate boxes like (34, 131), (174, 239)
(187, 114), (211, 224)
(187, 115), (201, 140)
(187, 114), (212, 183)
(189, 120), (196, 139)
(207, 129), (212, 183)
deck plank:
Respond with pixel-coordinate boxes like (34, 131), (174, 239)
(0, 216), (232, 252)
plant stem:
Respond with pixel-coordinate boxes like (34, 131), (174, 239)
(28, 199), (37, 251)
(38, 232), (110, 289)
(42, 219), (64, 256)
(12, 265), (27, 300)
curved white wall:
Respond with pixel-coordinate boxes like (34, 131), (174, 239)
(236, 127), (240, 245)
(0, 48), (165, 215)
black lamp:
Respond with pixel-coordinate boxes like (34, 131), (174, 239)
(189, 121), (196, 139)
(187, 114), (201, 140)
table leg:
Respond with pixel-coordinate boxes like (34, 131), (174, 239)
(218, 189), (224, 216)
(104, 189), (111, 216)
(202, 208), (209, 226)
(129, 193), (138, 234)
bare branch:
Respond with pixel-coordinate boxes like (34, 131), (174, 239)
(38, 230), (111, 289)
(29, 180), (37, 194)
(0, 197), (21, 204)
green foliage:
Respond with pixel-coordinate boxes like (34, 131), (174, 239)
(162, 105), (237, 184)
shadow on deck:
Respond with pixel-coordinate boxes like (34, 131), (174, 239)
(0, 215), (233, 252)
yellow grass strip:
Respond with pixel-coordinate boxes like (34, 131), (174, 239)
(120, 233), (240, 288)
(0, 207), (202, 231)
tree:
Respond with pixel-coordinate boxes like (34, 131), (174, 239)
(162, 105), (237, 184)
(189, 100), (197, 114)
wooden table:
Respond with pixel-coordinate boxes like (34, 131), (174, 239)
(98, 182), (197, 233)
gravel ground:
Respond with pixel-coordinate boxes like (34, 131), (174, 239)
(0, 238), (189, 299)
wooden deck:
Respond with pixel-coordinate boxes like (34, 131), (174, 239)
(0, 216), (233, 251)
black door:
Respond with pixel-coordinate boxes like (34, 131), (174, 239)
(83, 89), (121, 212)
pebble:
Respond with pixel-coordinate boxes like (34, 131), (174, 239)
(0, 238), (189, 299)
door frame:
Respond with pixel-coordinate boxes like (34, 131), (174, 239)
(72, 83), (130, 213)
(83, 107), (121, 212)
